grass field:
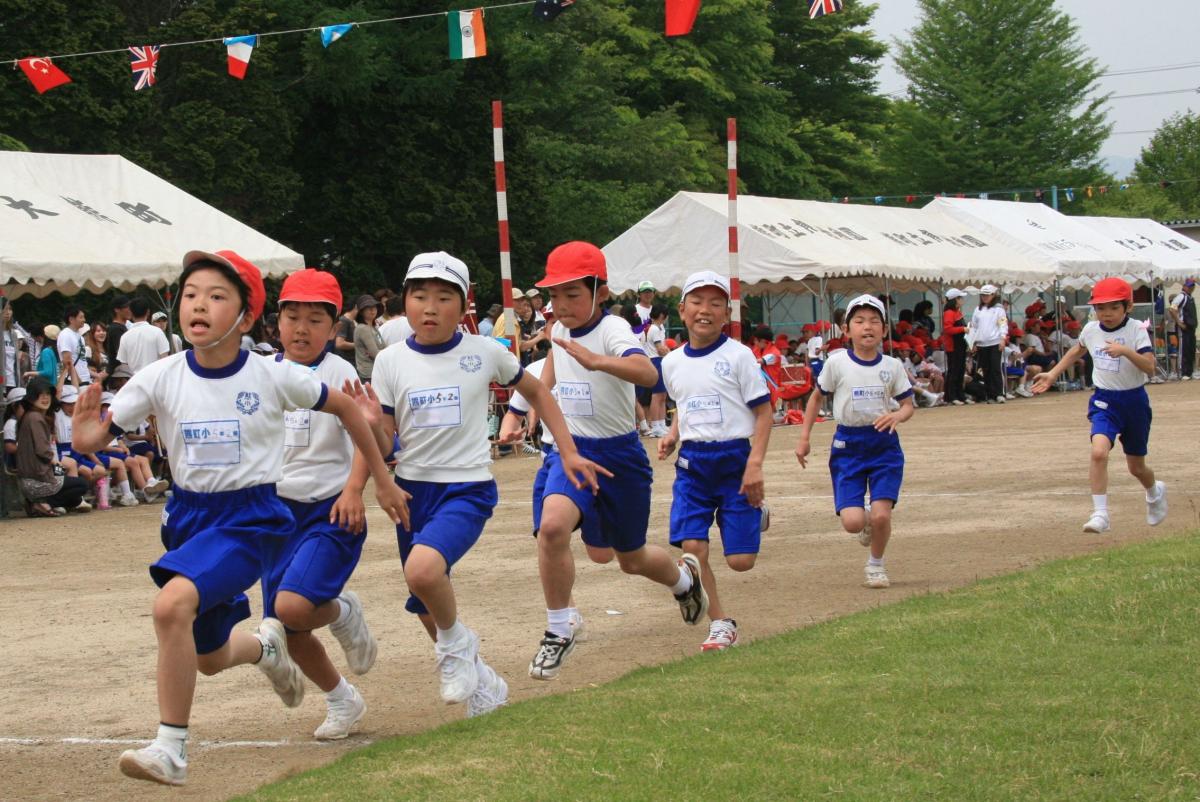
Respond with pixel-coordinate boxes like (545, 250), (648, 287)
(238, 533), (1200, 802)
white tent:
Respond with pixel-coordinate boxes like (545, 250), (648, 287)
(1071, 215), (1200, 282)
(603, 191), (1057, 295)
(0, 152), (303, 298)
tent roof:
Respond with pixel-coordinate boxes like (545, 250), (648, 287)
(1071, 215), (1200, 281)
(603, 192), (1058, 294)
(0, 152), (303, 298)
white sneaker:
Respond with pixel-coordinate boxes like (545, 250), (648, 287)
(568, 610), (588, 643)
(72, 500), (92, 513)
(143, 478), (170, 496)
(700, 618), (739, 651)
(434, 627), (480, 704)
(1182, 375), (1192, 381)
(1082, 513), (1111, 534)
(329, 591), (377, 675)
(257, 618), (305, 707)
(521, 443), (540, 455)
(1002, 393), (1013, 401)
(1146, 481), (1168, 526)
(864, 564), (890, 588)
(466, 660), (509, 718)
(1015, 386), (1033, 398)
(964, 397), (976, 405)
(314, 684), (366, 740)
(118, 744), (187, 786)
(857, 519), (872, 547)
(951, 399), (965, 406)
(638, 423), (652, 436)
(116, 492), (139, 507)
(759, 502), (770, 532)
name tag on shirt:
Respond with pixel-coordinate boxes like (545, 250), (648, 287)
(851, 385), (887, 415)
(557, 381), (594, 417)
(684, 394), (723, 425)
(182, 420), (241, 466)
(1093, 338), (1124, 373)
(409, 386), (462, 429)
(284, 409), (311, 448)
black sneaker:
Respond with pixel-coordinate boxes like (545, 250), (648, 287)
(528, 631), (575, 680)
(675, 554), (709, 625)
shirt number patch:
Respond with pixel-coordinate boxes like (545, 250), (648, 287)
(284, 409), (311, 448)
(1093, 337), (1124, 373)
(557, 381), (594, 417)
(181, 419), (241, 466)
(851, 385), (887, 415)
(409, 386), (462, 429)
(683, 394), (723, 425)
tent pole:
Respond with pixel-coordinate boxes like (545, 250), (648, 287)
(150, 285), (180, 354)
(727, 118), (742, 340)
(884, 276), (893, 355)
(1054, 278), (1065, 392)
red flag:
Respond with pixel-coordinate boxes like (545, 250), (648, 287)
(18, 57), (72, 94)
(665, 0), (701, 36)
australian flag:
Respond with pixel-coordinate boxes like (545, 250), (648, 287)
(129, 45), (159, 91)
(809, 0), (843, 19)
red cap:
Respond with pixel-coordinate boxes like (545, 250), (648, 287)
(536, 241), (608, 288)
(1066, 319), (1082, 332)
(183, 249), (267, 323)
(1024, 318), (1041, 329)
(1010, 327), (1025, 338)
(1024, 299), (1045, 318)
(665, 338), (678, 349)
(1090, 277), (1133, 305)
(279, 269), (343, 311)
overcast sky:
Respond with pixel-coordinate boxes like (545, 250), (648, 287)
(866, 0), (1200, 176)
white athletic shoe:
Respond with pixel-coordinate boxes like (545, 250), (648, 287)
(1015, 386), (1034, 398)
(759, 502), (770, 533)
(329, 591), (378, 675)
(1082, 513), (1111, 534)
(257, 618), (305, 707)
(964, 397), (976, 405)
(466, 660), (509, 718)
(864, 564), (890, 589)
(71, 500), (92, 513)
(435, 627), (480, 704)
(143, 478), (170, 496)
(568, 610), (588, 643)
(951, 399), (965, 406)
(701, 618), (739, 652)
(314, 684), (366, 740)
(116, 492), (139, 507)
(1146, 481), (1168, 526)
(118, 744), (187, 786)
(857, 519), (872, 547)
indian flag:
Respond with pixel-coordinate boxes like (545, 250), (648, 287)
(448, 9), (487, 60)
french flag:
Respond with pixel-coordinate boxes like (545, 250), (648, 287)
(223, 34), (258, 79)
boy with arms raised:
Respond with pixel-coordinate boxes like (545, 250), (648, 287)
(529, 241), (707, 680)
(657, 271), (773, 651)
(72, 251), (408, 786)
(1032, 277), (1167, 533)
(795, 295), (915, 589)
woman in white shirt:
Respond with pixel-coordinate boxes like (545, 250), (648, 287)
(969, 285), (1008, 404)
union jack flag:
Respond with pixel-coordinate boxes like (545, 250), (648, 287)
(809, 0), (843, 19)
(129, 45), (159, 91)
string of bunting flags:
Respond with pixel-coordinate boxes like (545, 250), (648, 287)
(836, 176), (1199, 207)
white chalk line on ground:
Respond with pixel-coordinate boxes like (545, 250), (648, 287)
(0, 736), (366, 750)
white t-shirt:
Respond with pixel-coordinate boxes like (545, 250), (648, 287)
(117, 320), (170, 373)
(817, 349), (914, 428)
(58, 327), (91, 384)
(1079, 317), (1153, 391)
(1047, 330), (1075, 353)
(970, 306), (1008, 347)
(642, 322), (666, 359)
(373, 332), (523, 483)
(109, 350), (326, 493)
(378, 316), (414, 346)
(661, 335), (769, 442)
(3, 417), (17, 443)
(548, 312), (645, 440)
(54, 409), (72, 447)
(507, 357), (554, 446)
(1021, 332), (1047, 355)
(807, 336), (824, 360)
(635, 303), (652, 324)
(277, 353), (359, 503)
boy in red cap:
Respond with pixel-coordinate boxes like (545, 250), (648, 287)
(528, 241), (708, 680)
(1033, 277), (1166, 534)
(72, 251), (408, 787)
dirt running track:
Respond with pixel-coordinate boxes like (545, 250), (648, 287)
(2, 384), (1198, 802)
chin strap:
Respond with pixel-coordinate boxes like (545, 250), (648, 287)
(189, 310), (246, 351)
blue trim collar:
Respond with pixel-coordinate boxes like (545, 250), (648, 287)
(186, 349), (249, 379)
(1098, 316), (1130, 333)
(406, 331), (463, 354)
(569, 310), (607, 338)
(684, 334), (728, 358)
(848, 348), (882, 367)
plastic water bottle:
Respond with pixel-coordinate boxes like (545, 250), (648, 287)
(95, 476), (111, 510)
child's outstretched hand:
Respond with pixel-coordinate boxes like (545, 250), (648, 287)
(375, 480), (412, 530)
(559, 451), (612, 495)
(71, 384), (111, 451)
(553, 337), (602, 371)
(497, 415), (527, 445)
(794, 437), (811, 468)
(341, 379), (383, 428)
(1030, 372), (1055, 394)
(873, 411), (904, 433)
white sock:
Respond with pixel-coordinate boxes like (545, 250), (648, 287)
(867, 556), (884, 568)
(546, 607), (572, 639)
(326, 676), (354, 702)
(435, 620), (467, 645)
(154, 723), (188, 764)
(1145, 484), (1160, 502)
(333, 597), (352, 627)
(119, 479), (132, 496)
(670, 564), (693, 596)
(566, 606), (580, 622)
(654, 419), (666, 430)
(1092, 495), (1108, 515)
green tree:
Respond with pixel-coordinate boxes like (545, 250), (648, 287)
(1129, 111), (1200, 218)
(881, 0), (1109, 195)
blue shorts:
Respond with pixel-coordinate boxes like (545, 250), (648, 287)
(395, 478), (498, 615)
(1088, 386), (1151, 457)
(541, 431), (652, 553)
(668, 439), (760, 556)
(58, 446), (97, 471)
(97, 450), (126, 468)
(532, 445), (604, 547)
(828, 425), (905, 514)
(262, 494), (366, 620)
(152, 484), (295, 654)
(636, 357), (667, 405)
(810, 359), (823, 385)
(128, 441), (159, 459)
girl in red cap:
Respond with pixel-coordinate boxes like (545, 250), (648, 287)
(71, 252), (409, 787)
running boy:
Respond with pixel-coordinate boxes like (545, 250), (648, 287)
(528, 241), (708, 680)
(370, 252), (605, 714)
(263, 268), (386, 741)
(1032, 277), (1166, 533)
(657, 271), (773, 651)
(71, 250), (407, 787)
(795, 295), (914, 589)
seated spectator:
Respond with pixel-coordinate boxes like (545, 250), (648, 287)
(913, 300), (937, 336)
(1016, 319), (1054, 396)
(4, 386), (25, 469)
(98, 392), (168, 502)
(1003, 330), (1026, 400)
(15, 378), (89, 515)
(53, 385), (111, 501)
(753, 325), (784, 409)
(897, 344), (943, 407)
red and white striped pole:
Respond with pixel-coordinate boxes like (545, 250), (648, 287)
(493, 100), (519, 357)
(727, 117), (742, 341)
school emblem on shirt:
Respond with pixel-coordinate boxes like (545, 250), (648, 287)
(713, 360), (732, 378)
(459, 355), (483, 373)
(235, 391), (261, 416)
(879, 369), (892, 382)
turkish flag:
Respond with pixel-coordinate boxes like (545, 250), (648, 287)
(18, 57), (72, 94)
(665, 0), (701, 36)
